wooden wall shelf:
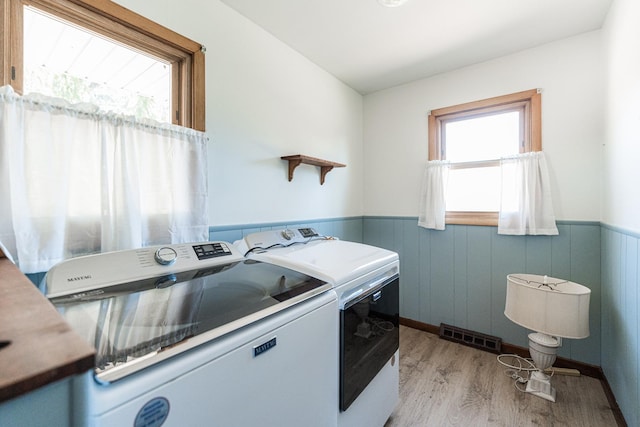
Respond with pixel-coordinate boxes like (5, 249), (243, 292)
(281, 155), (346, 185)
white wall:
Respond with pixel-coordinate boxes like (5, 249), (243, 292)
(363, 31), (604, 221)
(600, 3), (640, 425)
(114, 0), (364, 227)
(603, 0), (640, 233)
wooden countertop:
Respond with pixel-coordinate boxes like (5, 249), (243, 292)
(0, 253), (95, 403)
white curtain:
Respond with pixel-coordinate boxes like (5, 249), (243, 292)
(0, 86), (209, 273)
(418, 152), (558, 235)
(418, 160), (450, 231)
(498, 152), (558, 235)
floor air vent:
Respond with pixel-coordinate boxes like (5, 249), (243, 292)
(439, 323), (502, 354)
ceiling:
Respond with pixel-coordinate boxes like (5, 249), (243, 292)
(220, 0), (612, 94)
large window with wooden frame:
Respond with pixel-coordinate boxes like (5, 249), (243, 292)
(428, 89), (541, 226)
(1, 0), (205, 130)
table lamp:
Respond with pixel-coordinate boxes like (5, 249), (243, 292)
(504, 273), (590, 402)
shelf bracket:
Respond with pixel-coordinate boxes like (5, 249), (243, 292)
(285, 158), (303, 182)
(319, 165), (334, 185)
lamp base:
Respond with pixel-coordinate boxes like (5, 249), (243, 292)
(525, 371), (556, 402)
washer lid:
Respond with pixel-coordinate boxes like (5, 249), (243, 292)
(48, 259), (330, 383)
(246, 240), (398, 286)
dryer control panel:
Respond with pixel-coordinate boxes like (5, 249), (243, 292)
(238, 228), (325, 253)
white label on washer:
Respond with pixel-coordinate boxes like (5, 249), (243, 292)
(134, 397), (170, 427)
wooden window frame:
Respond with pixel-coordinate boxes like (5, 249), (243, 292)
(428, 89), (541, 226)
(0, 0), (205, 131)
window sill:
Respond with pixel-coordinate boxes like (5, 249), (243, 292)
(446, 211), (498, 226)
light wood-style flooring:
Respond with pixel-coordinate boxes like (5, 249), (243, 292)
(384, 326), (619, 427)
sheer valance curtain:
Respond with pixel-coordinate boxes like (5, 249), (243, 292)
(418, 152), (558, 235)
(0, 85), (209, 274)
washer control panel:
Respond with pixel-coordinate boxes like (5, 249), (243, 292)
(45, 241), (243, 298)
(192, 242), (233, 260)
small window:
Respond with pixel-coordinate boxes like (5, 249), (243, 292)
(428, 89), (541, 226)
(23, 7), (172, 122)
(1, 0), (205, 130)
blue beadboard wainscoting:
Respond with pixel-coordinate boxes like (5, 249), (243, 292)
(361, 217), (602, 367)
(601, 225), (640, 427)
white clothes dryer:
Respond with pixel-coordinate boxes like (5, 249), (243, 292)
(235, 228), (400, 427)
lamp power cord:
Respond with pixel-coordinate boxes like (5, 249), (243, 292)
(496, 354), (554, 393)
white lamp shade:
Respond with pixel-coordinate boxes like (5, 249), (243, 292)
(505, 274), (590, 339)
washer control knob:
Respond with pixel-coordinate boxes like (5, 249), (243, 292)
(154, 247), (178, 265)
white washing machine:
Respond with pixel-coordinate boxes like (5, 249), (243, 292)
(235, 228), (400, 427)
(44, 241), (338, 427)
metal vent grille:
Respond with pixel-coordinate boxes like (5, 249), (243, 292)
(439, 323), (502, 354)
